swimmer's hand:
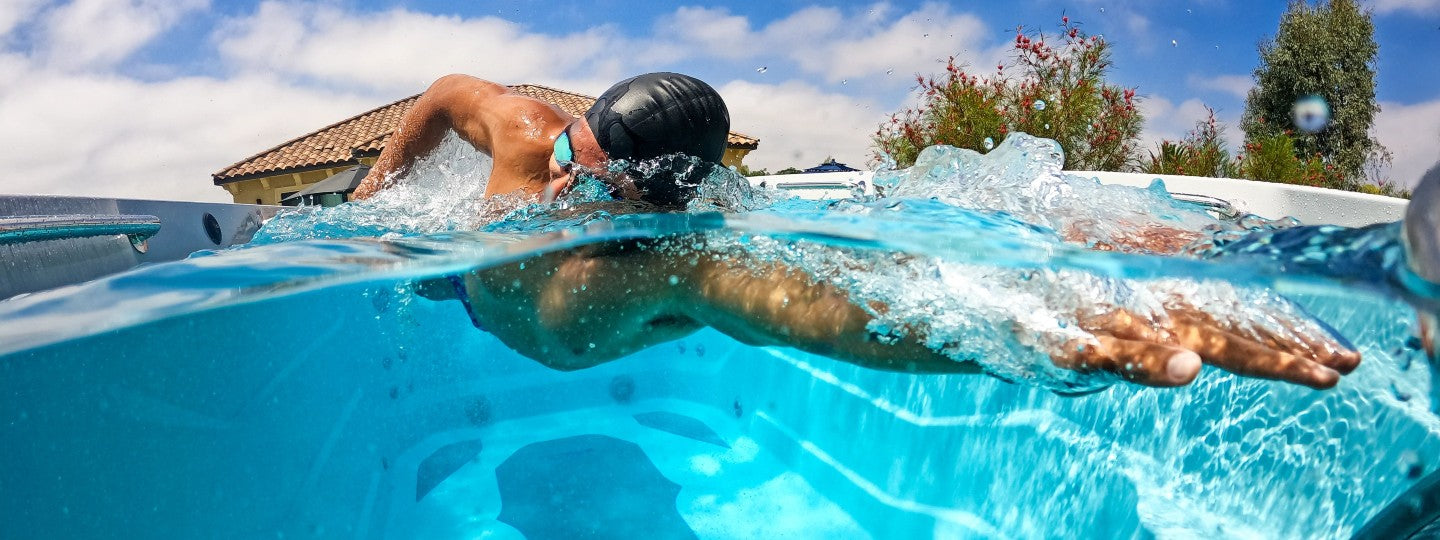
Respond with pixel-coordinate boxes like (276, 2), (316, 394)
(1052, 306), (1361, 389)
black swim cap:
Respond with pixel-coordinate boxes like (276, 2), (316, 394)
(586, 72), (730, 164)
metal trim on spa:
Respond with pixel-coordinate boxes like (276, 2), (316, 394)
(0, 214), (162, 246)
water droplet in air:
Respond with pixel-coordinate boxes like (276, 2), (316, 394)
(983, 137), (995, 150)
(756, 66), (767, 73)
(1033, 100), (1047, 111)
(1292, 94), (1331, 133)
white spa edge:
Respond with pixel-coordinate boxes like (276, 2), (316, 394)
(749, 170), (1408, 228)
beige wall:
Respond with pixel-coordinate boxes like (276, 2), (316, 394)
(722, 147), (751, 169)
(220, 157), (377, 205)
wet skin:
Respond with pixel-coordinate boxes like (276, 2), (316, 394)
(364, 73), (1361, 390)
(432, 234), (1359, 390)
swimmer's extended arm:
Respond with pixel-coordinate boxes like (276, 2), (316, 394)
(453, 238), (1358, 389)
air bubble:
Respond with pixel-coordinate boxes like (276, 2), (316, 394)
(1033, 100), (1047, 111)
(1292, 95), (1331, 133)
(983, 137), (995, 151)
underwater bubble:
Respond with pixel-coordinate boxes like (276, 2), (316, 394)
(1292, 95), (1331, 133)
(1033, 100), (1047, 111)
(983, 137), (995, 151)
(756, 66), (767, 73)
(667, 275), (680, 285)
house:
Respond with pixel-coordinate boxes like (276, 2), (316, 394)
(212, 84), (761, 205)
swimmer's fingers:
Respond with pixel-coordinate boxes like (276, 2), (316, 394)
(1052, 336), (1201, 387)
(1166, 317), (1341, 390)
(1247, 321), (1362, 375)
(1078, 309), (1171, 343)
(1166, 306), (1362, 377)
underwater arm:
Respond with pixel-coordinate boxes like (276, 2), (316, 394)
(447, 236), (1358, 388)
(686, 249), (1359, 389)
(684, 254), (981, 374)
(354, 75), (512, 200)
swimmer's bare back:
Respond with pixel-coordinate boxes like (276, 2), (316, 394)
(444, 235), (1359, 390)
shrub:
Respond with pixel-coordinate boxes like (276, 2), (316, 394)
(874, 16), (1144, 171)
(1144, 108), (1235, 178)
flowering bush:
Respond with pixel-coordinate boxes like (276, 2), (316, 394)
(875, 17), (1144, 171)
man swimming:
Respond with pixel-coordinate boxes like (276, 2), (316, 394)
(355, 72), (1360, 390)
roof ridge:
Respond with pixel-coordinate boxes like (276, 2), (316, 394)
(212, 93), (420, 179)
(507, 83), (597, 100)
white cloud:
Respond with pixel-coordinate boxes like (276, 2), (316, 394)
(1372, 0), (1440, 15)
(1136, 95), (1240, 152)
(0, 59), (374, 202)
(1189, 74), (1253, 99)
(40, 0), (208, 70)
(0, 0), (49, 39)
(649, 3), (994, 85)
(1375, 99), (1440, 188)
(719, 80), (886, 171)
(214, 1), (628, 96)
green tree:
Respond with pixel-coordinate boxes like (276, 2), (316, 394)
(875, 17), (1145, 171)
(732, 164), (770, 177)
(1241, 0), (1384, 188)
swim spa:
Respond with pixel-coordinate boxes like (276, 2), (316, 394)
(0, 139), (1434, 539)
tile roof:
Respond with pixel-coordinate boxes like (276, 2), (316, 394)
(214, 84), (760, 184)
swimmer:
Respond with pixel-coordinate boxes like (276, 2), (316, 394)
(360, 72), (1360, 390)
(354, 72), (726, 205)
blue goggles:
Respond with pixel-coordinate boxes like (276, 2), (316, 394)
(553, 125), (575, 166)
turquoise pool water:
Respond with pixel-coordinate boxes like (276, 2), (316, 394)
(1, 135), (1435, 538)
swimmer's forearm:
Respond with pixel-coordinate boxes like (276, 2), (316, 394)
(688, 257), (979, 374)
(355, 75), (508, 199)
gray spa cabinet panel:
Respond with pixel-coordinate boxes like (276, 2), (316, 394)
(0, 195), (281, 299)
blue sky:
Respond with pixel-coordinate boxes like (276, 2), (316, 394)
(1, 0), (1437, 202)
